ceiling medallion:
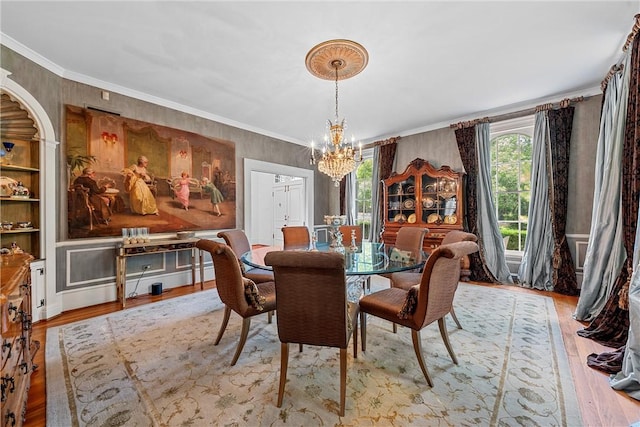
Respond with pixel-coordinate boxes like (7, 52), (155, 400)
(305, 39), (369, 81)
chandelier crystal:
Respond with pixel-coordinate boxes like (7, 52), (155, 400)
(306, 40), (367, 187)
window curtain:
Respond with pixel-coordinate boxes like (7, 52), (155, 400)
(574, 64), (628, 321)
(339, 172), (356, 225)
(547, 106), (579, 295)
(610, 190), (640, 399)
(454, 125), (496, 283)
(475, 123), (513, 283)
(369, 139), (397, 242)
(579, 21), (640, 366)
(518, 111), (555, 290)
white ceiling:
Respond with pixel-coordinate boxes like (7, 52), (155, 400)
(1, 1), (639, 146)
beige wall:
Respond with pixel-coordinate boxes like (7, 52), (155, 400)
(393, 97), (601, 237)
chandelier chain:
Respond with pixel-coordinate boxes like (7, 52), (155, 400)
(334, 63), (339, 121)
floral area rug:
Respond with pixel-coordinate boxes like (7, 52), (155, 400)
(46, 277), (581, 426)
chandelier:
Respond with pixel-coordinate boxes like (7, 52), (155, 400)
(306, 40), (368, 186)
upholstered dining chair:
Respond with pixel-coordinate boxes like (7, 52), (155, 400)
(195, 239), (276, 366)
(264, 250), (359, 417)
(217, 229), (274, 284)
(339, 224), (363, 245)
(359, 240), (479, 386)
(281, 225), (311, 250)
(390, 230), (478, 329)
(380, 226), (429, 280)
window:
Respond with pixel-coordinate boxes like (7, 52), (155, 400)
(489, 116), (534, 252)
(355, 156), (373, 239)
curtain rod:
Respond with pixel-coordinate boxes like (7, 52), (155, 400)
(362, 136), (400, 150)
(623, 13), (640, 52)
(449, 96), (585, 130)
(602, 14), (639, 90)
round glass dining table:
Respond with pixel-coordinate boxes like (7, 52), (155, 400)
(241, 242), (426, 276)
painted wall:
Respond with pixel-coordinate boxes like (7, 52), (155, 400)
(1, 45), (334, 311)
(393, 96), (602, 281)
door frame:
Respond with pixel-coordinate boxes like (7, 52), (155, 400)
(243, 158), (314, 243)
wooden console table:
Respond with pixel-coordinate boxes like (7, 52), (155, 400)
(115, 237), (204, 309)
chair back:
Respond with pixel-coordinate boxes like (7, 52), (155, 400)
(281, 226), (311, 250)
(339, 225), (363, 244)
(411, 241), (479, 328)
(217, 229), (251, 260)
(265, 251), (351, 349)
(195, 239), (251, 315)
(441, 230), (477, 245)
(394, 227), (429, 261)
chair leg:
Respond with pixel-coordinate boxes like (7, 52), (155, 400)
(449, 307), (462, 329)
(393, 323), (398, 333)
(360, 312), (367, 352)
(268, 310), (273, 324)
(438, 317), (458, 365)
(353, 317), (358, 359)
(411, 330), (433, 387)
(215, 306), (232, 345)
(230, 317), (251, 366)
(277, 342), (289, 408)
(339, 348), (347, 417)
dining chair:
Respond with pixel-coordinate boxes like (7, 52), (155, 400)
(339, 224), (363, 245)
(217, 229), (274, 284)
(195, 239), (276, 366)
(381, 226), (429, 281)
(264, 250), (359, 417)
(359, 240), (479, 386)
(281, 225), (311, 250)
(390, 230), (478, 329)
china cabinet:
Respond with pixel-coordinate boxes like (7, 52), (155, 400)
(1, 253), (39, 427)
(0, 138), (41, 259)
(382, 158), (465, 251)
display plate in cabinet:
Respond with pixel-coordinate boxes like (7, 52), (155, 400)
(423, 197), (435, 208)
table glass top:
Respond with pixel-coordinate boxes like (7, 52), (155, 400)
(241, 242), (425, 276)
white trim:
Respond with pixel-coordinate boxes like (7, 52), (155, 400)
(243, 158), (314, 243)
(1, 67), (60, 319)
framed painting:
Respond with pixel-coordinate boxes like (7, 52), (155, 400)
(65, 105), (236, 239)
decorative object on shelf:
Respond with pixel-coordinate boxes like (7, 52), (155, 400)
(0, 176), (17, 197)
(2, 221), (13, 230)
(407, 213), (417, 224)
(307, 40), (366, 186)
(439, 179), (457, 199)
(394, 213), (407, 223)
(2, 141), (15, 164)
(403, 198), (415, 209)
(16, 221), (32, 229)
(444, 214), (458, 224)
(423, 197), (435, 208)
(11, 181), (29, 198)
(427, 213), (442, 224)
(324, 214), (347, 248)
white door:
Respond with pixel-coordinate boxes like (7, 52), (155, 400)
(273, 182), (288, 247)
(272, 179), (306, 247)
(285, 179), (305, 226)
(244, 159), (315, 246)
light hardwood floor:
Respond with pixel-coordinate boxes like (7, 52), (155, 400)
(23, 280), (639, 426)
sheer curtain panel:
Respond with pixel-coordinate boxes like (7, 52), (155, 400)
(475, 123), (513, 284)
(518, 111), (554, 290)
